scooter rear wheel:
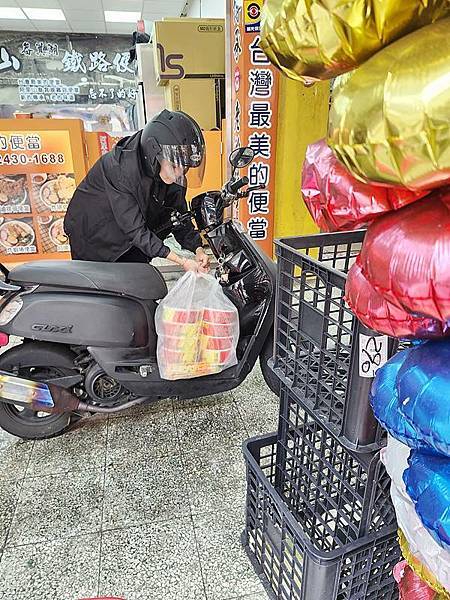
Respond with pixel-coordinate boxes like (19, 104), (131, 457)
(0, 345), (79, 440)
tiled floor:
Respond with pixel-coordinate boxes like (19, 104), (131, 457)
(0, 366), (279, 600)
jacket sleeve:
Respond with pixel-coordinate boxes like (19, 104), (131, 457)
(103, 167), (170, 259)
(170, 186), (203, 253)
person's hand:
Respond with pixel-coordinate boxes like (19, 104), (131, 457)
(182, 258), (200, 273)
(195, 248), (210, 273)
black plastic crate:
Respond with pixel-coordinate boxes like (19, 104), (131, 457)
(274, 383), (396, 542)
(244, 434), (400, 600)
(273, 230), (399, 452)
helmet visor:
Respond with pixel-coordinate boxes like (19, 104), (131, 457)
(157, 143), (206, 188)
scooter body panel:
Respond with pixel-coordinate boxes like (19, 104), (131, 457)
(2, 290), (155, 350)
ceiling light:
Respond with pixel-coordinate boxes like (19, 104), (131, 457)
(0, 7), (26, 19)
(104, 10), (141, 22)
(23, 8), (66, 20)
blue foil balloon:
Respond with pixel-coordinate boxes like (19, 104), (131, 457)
(404, 450), (450, 551)
(397, 339), (450, 457)
(370, 350), (424, 448)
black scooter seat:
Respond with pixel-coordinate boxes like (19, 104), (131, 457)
(9, 260), (168, 300)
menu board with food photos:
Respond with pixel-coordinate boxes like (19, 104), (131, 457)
(0, 119), (87, 262)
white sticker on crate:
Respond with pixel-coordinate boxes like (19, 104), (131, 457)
(359, 334), (389, 378)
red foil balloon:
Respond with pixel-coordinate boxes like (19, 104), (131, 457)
(345, 263), (449, 339)
(359, 188), (450, 321)
(393, 561), (437, 600)
(301, 140), (427, 232)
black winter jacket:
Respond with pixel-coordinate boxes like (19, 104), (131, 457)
(64, 131), (202, 261)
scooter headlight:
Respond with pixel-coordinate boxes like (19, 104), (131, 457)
(0, 296), (23, 325)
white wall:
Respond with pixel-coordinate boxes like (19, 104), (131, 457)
(187, 0), (225, 18)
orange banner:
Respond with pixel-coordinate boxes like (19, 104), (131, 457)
(0, 130), (74, 176)
(229, 0), (279, 256)
(0, 119), (86, 262)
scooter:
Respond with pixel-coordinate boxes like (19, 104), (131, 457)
(0, 147), (278, 440)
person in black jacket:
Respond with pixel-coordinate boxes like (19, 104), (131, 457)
(64, 110), (210, 273)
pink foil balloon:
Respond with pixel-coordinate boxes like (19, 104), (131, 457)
(345, 262), (449, 339)
(301, 140), (427, 232)
(393, 561), (437, 600)
(359, 189), (450, 321)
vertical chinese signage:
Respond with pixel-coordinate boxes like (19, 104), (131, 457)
(0, 119), (87, 262)
(229, 0), (279, 256)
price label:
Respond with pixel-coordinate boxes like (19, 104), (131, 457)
(359, 334), (389, 378)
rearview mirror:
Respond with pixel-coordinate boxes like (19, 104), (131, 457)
(229, 147), (255, 169)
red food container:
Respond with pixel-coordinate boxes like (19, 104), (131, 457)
(202, 322), (234, 337)
(204, 336), (234, 350)
(203, 309), (236, 324)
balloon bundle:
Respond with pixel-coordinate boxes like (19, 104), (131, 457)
(260, 0), (450, 595)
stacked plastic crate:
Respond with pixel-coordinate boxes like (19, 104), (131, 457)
(243, 231), (402, 600)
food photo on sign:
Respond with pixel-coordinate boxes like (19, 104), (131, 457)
(37, 214), (69, 253)
(0, 173), (31, 214)
(0, 215), (36, 256)
(31, 172), (76, 213)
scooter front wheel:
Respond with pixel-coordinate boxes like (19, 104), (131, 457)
(0, 344), (79, 440)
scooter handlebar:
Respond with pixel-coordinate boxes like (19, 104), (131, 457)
(225, 176), (249, 196)
(237, 184), (265, 198)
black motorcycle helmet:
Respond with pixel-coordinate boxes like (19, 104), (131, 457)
(140, 109), (206, 188)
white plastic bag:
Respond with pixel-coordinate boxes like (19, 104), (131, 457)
(155, 271), (239, 380)
(391, 481), (450, 593)
(382, 435), (450, 592)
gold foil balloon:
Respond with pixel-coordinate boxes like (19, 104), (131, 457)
(260, 0), (450, 83)
(328, 18), (450, 192)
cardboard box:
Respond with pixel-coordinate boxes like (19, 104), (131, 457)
(164, 77), (225, 131)
(153, 18), (225, 85)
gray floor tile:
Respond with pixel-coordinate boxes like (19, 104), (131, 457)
(237, 591), (270, 600)
(223, 589), (270, 600)
(0, 428), (33, 481)
(26, 418), (107, 476)
(232, 366), (279, 438)
(0, 363), (276, 600)
(232, 390), (279, 439)
(175, 395), (248, 454)
(0, 533), (101, 600)
(173, 392), (235, 411)
(107, 408), (179, 462)
(182, 444), (246, 515)
(232, 364), (277, 404)
(8, 469), (104, 546)
(193, 507), (264, 600)
(99, 518), (206, 600)
(108, 397), (173, 419)
(103, 454), (190, 530)
(0, 478), (23, 547)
